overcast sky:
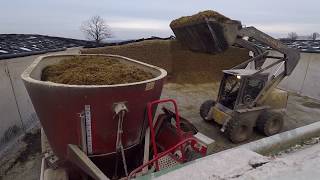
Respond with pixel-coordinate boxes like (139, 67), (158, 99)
(0, 0), (319, 40)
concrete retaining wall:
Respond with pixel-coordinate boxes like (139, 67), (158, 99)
(0, 49), (80, 152)
(0, 56), (37, 150)
(0, 60), (25, 147)
(279, 52), (320, 100)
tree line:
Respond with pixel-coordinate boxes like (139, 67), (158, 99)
(288, 32), (319, 40)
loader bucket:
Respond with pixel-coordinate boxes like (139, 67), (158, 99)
(170, 10), (242, 53)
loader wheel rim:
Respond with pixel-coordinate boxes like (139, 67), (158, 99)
(267, 119), (281, 134)
(236, 125), (249, 141)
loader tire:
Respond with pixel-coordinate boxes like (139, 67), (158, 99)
(200, 100), (215, 121)
(226, 119), (253, 143)
(256, 111), (284, 136)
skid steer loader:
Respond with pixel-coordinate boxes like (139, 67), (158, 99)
(170, 11), (300, 143)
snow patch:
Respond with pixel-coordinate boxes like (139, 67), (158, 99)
(26, 36), (37, 40)
(20, 47), (32, 52)
(0, 49), (8, 53)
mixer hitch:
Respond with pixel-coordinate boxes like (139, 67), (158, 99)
(128, 99), (214, 179)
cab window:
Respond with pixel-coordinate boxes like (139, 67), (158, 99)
(219, 75), (241, 109)
(242, 78), (264, 105)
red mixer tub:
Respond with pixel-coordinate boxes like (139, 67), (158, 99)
(21, 54), (167, 177)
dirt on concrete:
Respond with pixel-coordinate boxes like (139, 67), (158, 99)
(41, 56), (155, 85)
(273, 136), (320, 157)
(11, 129), (41, 166)
(0, 128), (41, 180)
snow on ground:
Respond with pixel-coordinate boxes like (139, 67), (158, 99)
(0, 50), (8, 53)
(19, 47), (32, 52)
(155, 141), (320, 180)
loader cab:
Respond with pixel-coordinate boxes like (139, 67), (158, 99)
(217, 69), (267, 110)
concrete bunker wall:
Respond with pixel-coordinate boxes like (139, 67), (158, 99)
(0, 55), (38, 150)
(0, 49), (80, 152)
(278, 52), (320, 100)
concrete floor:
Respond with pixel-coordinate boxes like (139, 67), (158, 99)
(161, 82), (320, 153)
(0, 128), (41, 180)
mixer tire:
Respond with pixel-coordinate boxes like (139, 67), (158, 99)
(200, 100), (215, 121)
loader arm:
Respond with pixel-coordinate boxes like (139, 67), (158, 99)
(238, 27), (300, 76)
(170, 11), (300, 107)
(236, 27), (300, 106)
(234, 38), (266, 69)
(171, 10), (301, 141)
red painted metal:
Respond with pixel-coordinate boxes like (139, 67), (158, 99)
(21, 54), (167, 165)
(128, 137), (198, 179)
(128, 103), (208, 178)
(146, 99), (183, 170)
(155, 122), (192, 159)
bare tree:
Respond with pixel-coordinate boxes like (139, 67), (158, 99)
(288, 32), (298, 40)
(311, 32), (320, 41)
(81, 16), (111, 44)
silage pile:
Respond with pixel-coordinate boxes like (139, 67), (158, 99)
(41, 56), (155, 85)
(170, 10), (231, 28)
(81, 39), (249, 84)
